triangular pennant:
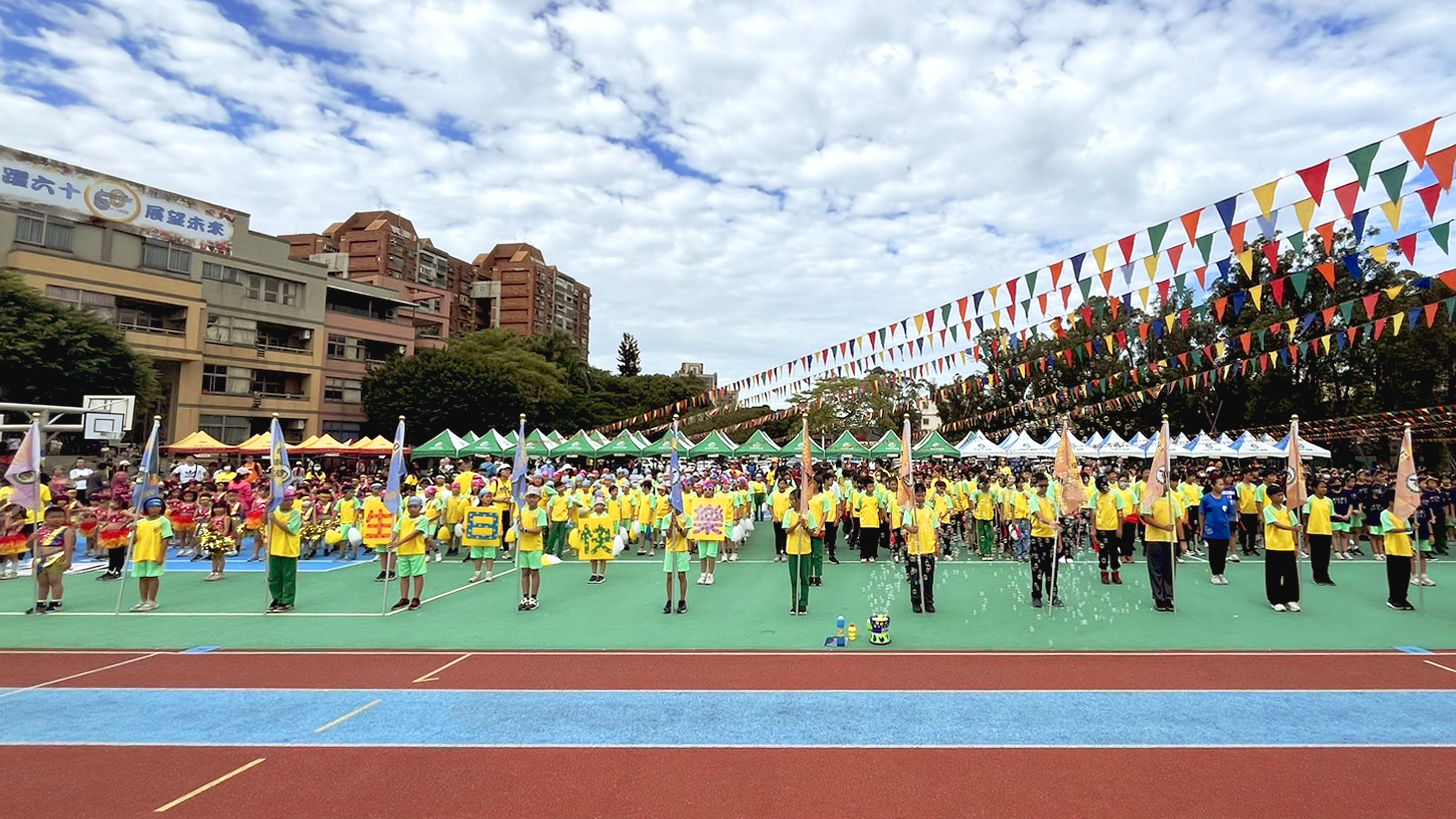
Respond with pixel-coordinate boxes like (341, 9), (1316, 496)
(1398, 119), (1437, 167)
(1228, 220), (1247, 252)
(1316, 221), (1336, 255)
(1333, 181), (1361, 220)
(1296, 160), (1330, 205)
(1417, 185), (1442, 221)
(1426, 302), (1440, 328)
(1071, 252), (1086, 279)
(1378, 162), (1408, 205)
(1294, 197), (1317, 233)
(1344, 254), (1362, 281)
(1167, 244), (1184, 272)
(1079, 278), (1094, 301)
(1144, 254), (1159, 279)
(1256, 212), (1279, 242)
(1290, 270), (1310, 298)
(1427, 144), (1456, 191)
(1049, 261), (1064, 289)
(1215, 195), (1238, 231)
(1317, 262), (1336, 289)
(1099, 269), (1115, 295)
(1238, 248), (1255, 278)
(1352, 209), (1369, 242)
(1288, 231), (1306, 256)
(1252, 179), (1279, 220)
(1147, 221), (1169, 254)
(1025, 270), (1039, 295)
(1118, 234), (1137, 265)
(1181, 209), (1202, 246)
(1370, 244), (1389, 265)
(1194, 265), (1208, 289)
(1092, 244), (1109, 272)
(1249, 284), (1263, 310)
(1381, 199), (1402, 233)
(1431, 221), (1450, 253)
(1362, 292), (1379, 319)
(1270, 278), (1285, 306)
(1346, 141), (1380, 189)
(1263, 240), (1281, 276)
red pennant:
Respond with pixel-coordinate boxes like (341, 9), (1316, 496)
(1262, 240), (1280, 276)
(1108, 297), (1121, 319)
(1417, 184), (1442, 220)
(1318, 261), (1336, 289)
(1333, 181), (1361, 220)
(1398, 233), (1418, 262)
(1296, 159), (1330, 205)
(1118, 234), (1137, 264)
(1181, 210), (1201, 245)
(956, 296), (969, 320)
(1178, 352), (1190, 369)
(1099, 269), (1115, 295)
(1138, 322), (1149, 343)
(924, 309), (936, 330)
(1346, 327), (1358, 346)
(1399, 119), (1437, 167)
(1321, 306), (1336, 326)
(1374, 317), (1388, 339)
(1439, 269), (1456, 292)
(1258, 353), (1269, 372)
(1362, 292), (1379, 320)
(1084, 341), (1094, 358)
(1287, 344), (1299, 366)
(1156, 279), (1170, 302)
(1426, 302), (1439, 327)
(1179, 308), (1191, 329)
(1059, 284), (1072, 309)
(1037, 292), (1048, 314)
(1194, 265), (1208, 288)
(1271, 278), (1286, 306)
(1228, 220), (1247, 252)
(1427, 144), (1456, 191)
(1006, 302), (1017, 323)
(1316, 222), (1336, 255)
(1050, 261), (1064, 289)
(1116, 330), (1127, 348)
(1167, 244), (1184, 272)
(1081, 306), (1094, 327)
(1239, 331), (1252, 353)
(1006, 279), (1018, 304)
(1213, 297), (1228, 321)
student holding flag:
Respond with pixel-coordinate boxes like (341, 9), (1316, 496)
(266, 415), (302, 612)
(1140, 417), (1178, 612)
(1386, 425), (1423, 608)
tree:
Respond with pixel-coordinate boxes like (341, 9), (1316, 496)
(790, 370), (929, 440)
(616, 333), (642, 377)
(0, 269), (160, 418)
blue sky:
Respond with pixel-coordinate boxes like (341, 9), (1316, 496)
(2, 0), (1455, 388)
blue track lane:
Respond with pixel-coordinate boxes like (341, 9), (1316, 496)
(2, 689), (1454, 748)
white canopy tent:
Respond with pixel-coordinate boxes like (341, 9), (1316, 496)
(1229, 432), (1283, 458)
(1275, 432), (1333, 459)
(1096, 431), (1145, 458)
(1183, 432), (1239, 459)
(957, 432), (1006, 458)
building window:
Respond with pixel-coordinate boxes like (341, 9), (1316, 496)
(16, 210), (73, 251)
(205, 315), (258, 346)
(244, 273), (301, 307)
(140, 241), (192, 275)
(323, 377), (362, 404)
(115, 298), (186, 335)
(199, 414), (252, 445)
(327, 333), (350, 359)
(201, 262), (244, 284)
(251, 370), (306, 399)
(45, 286), (116, 322)
(201, 364), (252, 395)
(322, 420), (362, 440)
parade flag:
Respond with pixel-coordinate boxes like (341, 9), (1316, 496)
(1054, 424), (1087, 512)
(133, 417), (163, 515)
(897, 414), (913, 509)
(669, 418), (683, 513)
(1140, 416), (1173, 515)
(1392, 425), (1420, 520)
(511, 415), (528, 511)
(1284, 416), (1308, 509)
(3, 419), (42, 512)
(381, 417), (406, 515)
(799, 417), (812, 516)
(267, 416), (294, 513)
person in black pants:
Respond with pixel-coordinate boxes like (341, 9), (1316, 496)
(1306, 481), (1335, 586)
(1381, 511), (1415, 611)
(1199, 475), (1234, 585)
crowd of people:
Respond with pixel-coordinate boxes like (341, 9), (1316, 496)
(0, 447), (1448, 618)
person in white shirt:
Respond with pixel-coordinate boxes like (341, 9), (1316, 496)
(69, 458), (95, 503)
(171, 455), (207, 484)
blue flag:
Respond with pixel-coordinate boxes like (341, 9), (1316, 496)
(267, 416), (294, 513)
(511, 416), (528, 509)
(383, 418), (406, 515)
(133, 418), (163, 515)
(669, 425), (683, 514)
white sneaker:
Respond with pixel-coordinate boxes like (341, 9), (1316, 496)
(1287, 601), (1301, 612)
(469, 572), (482, 583)
(706, 574), (715, 585)
(130, 602), (147, 612)
(1229, 554), (1241, 562)
(484, 571), (493, 582)
(697, 573), (706, 585)
(1420, 575), (1437, 587)
(1411, 577), (1421, 586)
(1272, 603), (1287, 612)
(433, 553), (442, 563)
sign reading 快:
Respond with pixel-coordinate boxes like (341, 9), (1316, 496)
(0, 145), (238, 254)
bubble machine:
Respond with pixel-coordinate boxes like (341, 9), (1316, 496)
(867, 613), (891, 646)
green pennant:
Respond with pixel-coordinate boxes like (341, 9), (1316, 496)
(1290, 270), (1310, 298)
(941, 303), (953, 325)
(1025, 270), (1039, 294)
(1093, 301), (1108, 319)
(1287, 231), (1305, 255)
(1196, 233), (1215, 263)
(1339, 301), (1355, 323)
(1078, 278), (1094, 301)
(1347, 142), (1381, 189)
(1444, 297), (1456, 321)
(1377, 161), (1408, 204)
(1431, 221), (1451, 253)
(1147, 221), (1169, 254)
(1173, 273), (1187, 293)
(1190, 348), (1204, 367)
(1255, 327), (1269, 348)
(948, 325), (958, 342)
(879, 328), (887, 347)
(1020, 298), (1031, 319)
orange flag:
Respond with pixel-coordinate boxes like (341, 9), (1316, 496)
(799, 417), (812, 517)
(1140, 417), (1172, 515)
(897, 415), (914, 511)
(1054, 424), (1086, 512)
(1392, 426), (1419, 520)
(1284, 417), (1308, 509)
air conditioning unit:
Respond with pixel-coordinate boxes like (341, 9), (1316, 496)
(301, 329), (313, 340)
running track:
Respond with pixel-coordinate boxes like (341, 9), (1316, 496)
(4, 649), (1456, 816)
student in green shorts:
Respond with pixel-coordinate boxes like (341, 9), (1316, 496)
(463, 493), (503, 584)
(389, 495), (434, 611)
(129, 497), (172, 612)
(517, 488), (547, 611)
(662, 509), (691, 614)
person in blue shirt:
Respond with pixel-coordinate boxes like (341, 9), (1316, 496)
(1199, 474), (1236, 585)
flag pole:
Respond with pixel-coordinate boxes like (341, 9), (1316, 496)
(26, 413), (44, 615)
(382, 415), (406, 615)
(512, 413), (526, 611)
(901, 413), (923, 615)
(116, 416), (160, 615)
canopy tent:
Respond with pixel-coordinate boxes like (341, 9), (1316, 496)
(734, 430), (783, 456)
(1004, 431), (1051, 458)
(642, 430), (694, 456)
(689, 429), (739, 458)
(596, 429), (646, 456)
(503, 430), (520, 445)
(294, 434), (350, 457)
(544, 430), (566, 445)
(461, 431), (480, 444)
(1229, 432), (1282, 459)
(1095, 431), (1144, 458)
(956, 431), (1005, 458)
(1127, 431), (1150, 448)
(778, 430), (826, 458)
(293, 434), (320, 450)
(461, 429), (512, 458)
(162, 431), (235, 454)
(520, 429), (556, 457)
(1141, 432), (1186, 459)
(1071, 434), (1100, 459)
(1275, 433), (1333, 459)
(1084, 431), (1105, 449)
(1182, 432), (1239, 459)
(1173, 432), (1191, 448)
(411, 429), (468, 458)
(997, 432), (1019, 450)
(551, 430), (601, 457)
(234, 432), (280, 456)
(1038, 431), (1097, 459)
(347, 436), (394, 456)
(912, 431), (961, 458)
(1217, 432), (1236, 446)
(824, 431), (870, 458)
(867, 430), (903, 458)
(588, 430), (609, 446)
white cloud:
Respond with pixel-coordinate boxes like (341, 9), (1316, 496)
(2, 0), (1455, 395)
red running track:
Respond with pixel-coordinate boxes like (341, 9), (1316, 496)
(2, 649), (1456, 691)
(10, 746), (1456, 817)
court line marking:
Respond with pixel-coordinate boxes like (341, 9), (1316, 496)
(7, 740), (1454, 750)
(1423, 659), (1456, 675)
(2, 649), (1451, 657)
(413, 653), (474, 683)
(384, 569), (517, 617)
(19, 686), (1453, 694)
(154, 757), (266, 812)
(0, 612), (385, 618)
(0, 653), (160, 700)
(314, 699), (382, 733)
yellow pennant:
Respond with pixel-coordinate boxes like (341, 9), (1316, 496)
(992, 310), (1003, 329)
(1382, 199), (1403, 232)
(1163, 314), (1175, 333)
(1215, 341), (1227, 358)
(1320, 334), (1331, 354)
(1294, 198), (1317, 233)
(1092, 244), (1109, 271)
(1384, 284), (1403, 301)
(1285, 318), (1298, 336)
(1104, 333), (1116, 351)
(1238, 249), (1255, 277)
(913, 314), (925, 334)
(989, 284), (1001, 303)
(1137, 287), (1150, 308)
(1252, 179), (1280, 220)
(1249, 284), (1263, 310)
(1370, 244), (1390, 265)
(1144, 254), (1159, 279)
(1392, 312), (1405, 335)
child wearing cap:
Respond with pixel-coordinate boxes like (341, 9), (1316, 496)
(663, 506), (691, 614)
(577, 494), (616, 584)
(267, 489), (303, 612)
(389, 496), (434, 610)
(517, 488), (547, 610)
(130, 497), (172, 612)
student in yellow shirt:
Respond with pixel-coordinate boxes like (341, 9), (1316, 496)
(1303, 481), (1336, 586)
(970, 476), (997, 560)
(129, 497), (172, 612)
(810, 477), (835, 583)
(388, 495), (433, 611)
(783, 487), (817, 616)
(901, 483), (939, 614)
(855, 477), (882, 562)
(1142, 489), (1178, 612)
(1262, 485), (1302, 612)
(333, 485), (362, 561)
(460, 490), (503, 584)
(1026, 475), (1062, 608)
(267, 489), (303, 613)
(1380, 505), (1415, 610)
(769, 478), (793, 562)
(1089, 476), (1125, 585)
(577, 495), (617, 585)
(661, 506), (692, 614)
(517, 487), (547, 611)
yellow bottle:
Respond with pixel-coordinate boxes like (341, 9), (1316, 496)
(847, 623), (857, 641)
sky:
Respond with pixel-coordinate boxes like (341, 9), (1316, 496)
(3, 0), (1456, 388)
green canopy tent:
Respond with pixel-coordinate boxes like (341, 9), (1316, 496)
(867, 430), (903, 458)
(912, 431), (962, 458)
(545, 430), (566, 445)
(551, 429), (600, 457)
(588, 430), (609, 446)
(521, 429), (556, 457)
(503, 430), (520, 445)
(777, 430), (826, 458)
(411, 429), (467, 459)
(824, 431), (869, 458)
(734, 429), (781, 457)
(461, 431), (480, 444)
(460, 429), (511, 458)
(629, 430), (652, 449)
(688, 429), (739, 458)
(597, 429), (646, 456)
(642, 430), (694, 456)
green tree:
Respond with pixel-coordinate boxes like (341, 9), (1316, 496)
(0, 269), (160, 417)
(616, 332), (641, 377)
(789, 370), (928, 439)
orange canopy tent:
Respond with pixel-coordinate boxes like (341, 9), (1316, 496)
(161, 431), (236, 454)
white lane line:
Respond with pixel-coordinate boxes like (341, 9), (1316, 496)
(314, 699), (382, 733)
(413, 653), (474, 684)
(0, 652), (160, 700)
(384, 569), (517, 617)
(154, 757), (266, 812)
(1423, 659), (1456, 675)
